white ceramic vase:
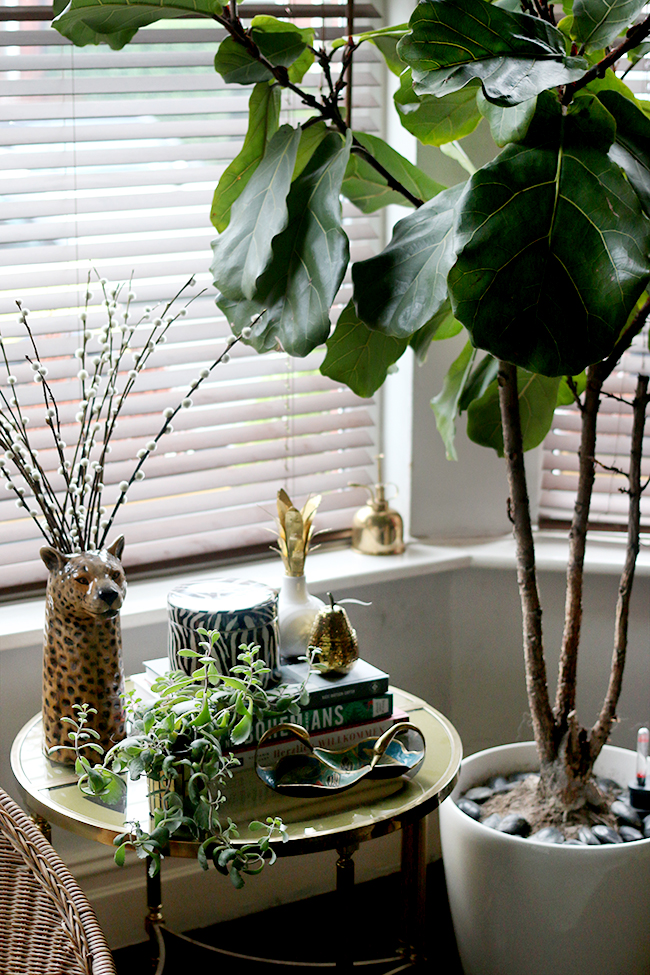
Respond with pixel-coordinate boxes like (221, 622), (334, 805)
(277, 575), (324, 661)
(439, 741), (650, 975)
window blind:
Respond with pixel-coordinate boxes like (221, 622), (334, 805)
(539, 50), (650, 531)
(0, 1), (383, 594)
(540, 331), (650, 530)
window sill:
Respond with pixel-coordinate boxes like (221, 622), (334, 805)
(3, 531), (649, 653)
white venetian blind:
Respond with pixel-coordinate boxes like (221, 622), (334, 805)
(539, 45), (650, 531)
(0, 1), (384, 594)
(540, 331), (650, 530)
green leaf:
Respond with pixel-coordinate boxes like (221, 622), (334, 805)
(440, 140), (476, 175)
(251, 19), (308, 69)
(397, 0), (588, 107)
(53, 0), (222, 49)
(292, 122), (330, 181)
(458, 354), (499, 412)
(341, 131), (445, 213)
(596, 89), (650, 216)
(627, 41), (650, 66)
(114, 844), (127, 867)
(214, 36), (272, 85)
(353, 184), (464, 338)
(409, 301), (462, 363)
(466, 370), (561, 455)
(231, 711), (253, 746)
(476, 90), (537, 146)
(320, 300), (408, 397)
(211, 124), (301, 301)
(557, 373), (587, 405)
(394, 72), (482, 146)
(249, 18), (315, 82)
(431, 340), (475, 460)
(571, 0), (647, 52)
(211, 83), (281, 233)
(448, 92), (650, 376)
(230, 867), (245, 889)
(369, 31), (409, 76)
(217, 131), (352, 357)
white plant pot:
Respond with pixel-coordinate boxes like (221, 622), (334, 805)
(439, 741), (650, 975)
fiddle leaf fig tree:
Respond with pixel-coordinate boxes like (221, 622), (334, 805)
(53, 0), (650, 821)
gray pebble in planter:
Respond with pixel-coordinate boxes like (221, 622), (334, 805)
(592, 824), (623, 844)
(533, 826), (565, 844)
(497, 813), (531, 837)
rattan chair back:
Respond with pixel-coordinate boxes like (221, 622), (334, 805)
(0, 786), (117, 975)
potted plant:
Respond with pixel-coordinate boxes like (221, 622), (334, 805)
(48, 0), (650, 968)
(0, 275), (243, 759)
(56, 629), (315, 886)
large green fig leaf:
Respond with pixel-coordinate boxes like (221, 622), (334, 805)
(571, 0), (647, 52)
(320, 302), (408, 397)
(353, 184), (464, 337)
(466, 370), (561, 455)
(476, 90), (537, 146)
(214, 37), (272, 85)
(394, 72), (482, 145)
(596, 89), (650, 216)
(292, 122), (330, 181)
(397, 0), (588, 107)
(53, 0), (222, 48)
(216, 132), (352, 357)
(458, 354), (498, 412)
(251, 17), (313, 81)
(211, 125), (301, 301)
(431, 340), (475, 460)
(448, 93), (650, 376)
(409, 301), (462, 362)
(341, 132), (445, 212)
(210, 83), (281, 233)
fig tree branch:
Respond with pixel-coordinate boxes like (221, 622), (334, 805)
(498, 360), (556, 763)
(562, 13), (650, 104)
(590, 373), (650, 759)
(213, 8), (425, 208)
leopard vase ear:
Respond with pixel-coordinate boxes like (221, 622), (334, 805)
(40, 546), (67, 573)
(106, 535), (125, 561)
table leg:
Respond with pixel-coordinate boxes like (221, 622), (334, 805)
(336, 841), (359, 973)
(145, 859), (166, 975)
(399, 817), (427, 965)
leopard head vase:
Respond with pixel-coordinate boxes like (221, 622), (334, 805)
(40, 536), (127, 762)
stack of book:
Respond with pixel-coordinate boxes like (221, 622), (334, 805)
(130, 657), (405, 770)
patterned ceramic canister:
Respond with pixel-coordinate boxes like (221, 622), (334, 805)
(167, 579), (280, 686)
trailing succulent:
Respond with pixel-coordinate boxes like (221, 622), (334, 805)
(56, 631), (314, 885)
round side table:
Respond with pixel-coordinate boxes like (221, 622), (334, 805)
(12, 687), (461, 973)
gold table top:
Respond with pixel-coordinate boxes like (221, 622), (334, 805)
(11, 687), (462, 858)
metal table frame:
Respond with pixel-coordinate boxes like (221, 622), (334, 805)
(11, 688), (462, 974)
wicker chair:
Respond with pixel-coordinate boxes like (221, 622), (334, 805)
(0, 786), (117, 975)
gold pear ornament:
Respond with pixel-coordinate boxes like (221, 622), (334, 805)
(309, 593), (359, 675)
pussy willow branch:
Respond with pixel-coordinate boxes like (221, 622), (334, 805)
(213, 9), (425, 209)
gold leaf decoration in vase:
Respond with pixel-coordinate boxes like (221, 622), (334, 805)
(275, 489), (321, 577)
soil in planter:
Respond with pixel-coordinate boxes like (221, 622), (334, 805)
(457, 772), (650, 844)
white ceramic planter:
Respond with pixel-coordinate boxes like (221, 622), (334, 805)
(277, 575), (324, 661)
(439, 741), (650, 975)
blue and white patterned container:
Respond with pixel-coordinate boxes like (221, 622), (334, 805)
(167, 578), (280, 686)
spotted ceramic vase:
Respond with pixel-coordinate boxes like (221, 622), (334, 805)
(40, 536), (127, 764)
